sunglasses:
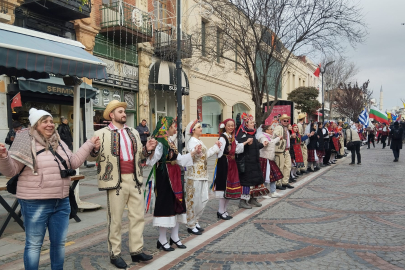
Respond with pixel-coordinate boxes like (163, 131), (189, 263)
(282, 120), (289, 122)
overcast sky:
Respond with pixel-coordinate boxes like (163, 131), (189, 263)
(342, 0), (405, 112)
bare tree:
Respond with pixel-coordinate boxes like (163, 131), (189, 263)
(189, 0), (367, 124)
(321, 55), (359, 117)
(334, 80), (373, 121)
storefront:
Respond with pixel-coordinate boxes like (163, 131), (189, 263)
(92, 57), (139, 129)
(7, 76), (97, 142)
(148, 59), (189, 131)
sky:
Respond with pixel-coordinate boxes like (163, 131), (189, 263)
(343, 0), (405, 112)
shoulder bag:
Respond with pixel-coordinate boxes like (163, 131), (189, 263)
(6, 149), (45, 195)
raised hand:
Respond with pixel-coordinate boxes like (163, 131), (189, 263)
(196, 144), (203, 154)
(215, 140), (222, 148)
(90, 136), (100, 151)
(263, 140), (269, 147)
(146, 139), (158, 151)
(291, 133), (297, 138)
(0, 143), (7, 158)
(246, 138), (253, 145)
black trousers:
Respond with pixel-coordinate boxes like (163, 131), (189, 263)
(351, 141), (361, 163)
(377, 133), (382, 143)
(381, 135), (388, 148)
(367, 134), (375, 148)
(393, 148), (400, 160)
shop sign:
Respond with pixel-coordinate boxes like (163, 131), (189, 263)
(93, 58), (139, 90)
(264, 105), (291, 125)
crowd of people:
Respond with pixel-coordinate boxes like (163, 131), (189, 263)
(0, 102), (404, 270)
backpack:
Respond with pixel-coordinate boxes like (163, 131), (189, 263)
(392, 128), (401, 140)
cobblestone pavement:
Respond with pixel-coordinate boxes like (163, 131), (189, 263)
(1, 145), (405, 270)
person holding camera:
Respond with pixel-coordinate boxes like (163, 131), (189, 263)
(0, 108), (100, 270)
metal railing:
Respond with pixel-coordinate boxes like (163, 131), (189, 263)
(100, 1), (153, 37)
(154, 28), (192, 59)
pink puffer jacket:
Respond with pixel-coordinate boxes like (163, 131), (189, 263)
(0, 140), (94, 200)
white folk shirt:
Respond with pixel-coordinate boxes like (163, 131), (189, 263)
(108, 123), (134, 161)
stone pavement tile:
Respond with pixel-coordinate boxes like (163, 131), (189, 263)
(256, 201), (329, 220)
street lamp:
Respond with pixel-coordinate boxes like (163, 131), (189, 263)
(321, 61), (334, 123)
(176, 0), (183, 153)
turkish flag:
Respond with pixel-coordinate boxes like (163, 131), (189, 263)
(11, 92), (22, 109)
(313, 64), (321, 77)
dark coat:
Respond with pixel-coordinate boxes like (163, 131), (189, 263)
(236, 129), (264, 187)
(57, 123), (73, 150)
(390, 126), (403, 150)
(307, 129), (318, 150)
(135, 124), (149, 142)
(316, 128), (325, 151)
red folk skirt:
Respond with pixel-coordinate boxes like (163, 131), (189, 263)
(332, 137), (340, 152)
(307, 149), (316, 162)
(224, 156), (242, 199)
(293, 144), (305, 168)
(260, 157), (283, 183)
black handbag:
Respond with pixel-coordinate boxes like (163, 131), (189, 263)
(6, 149), (45, 195)
(49, 145), (78, 220)
(346, 129), (354, 151)
(236, 154), (246, 173)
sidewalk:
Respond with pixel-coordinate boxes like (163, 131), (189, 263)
(2, 146), (403, 270)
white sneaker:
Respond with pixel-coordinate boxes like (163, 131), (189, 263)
(271, 192), (283, 198)
(262, 195), (271, 199)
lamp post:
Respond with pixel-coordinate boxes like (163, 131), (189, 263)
(321, 61), (334, 123)
(176, 0), (183, 153)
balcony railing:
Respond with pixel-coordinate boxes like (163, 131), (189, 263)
(153, 28), (192, 61)
(23, 0), (91, 20)
(100, 2), (153, 43)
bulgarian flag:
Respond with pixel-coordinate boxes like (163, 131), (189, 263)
(369, 107), (389, 124)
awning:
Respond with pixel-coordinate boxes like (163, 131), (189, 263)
(16, 77), (97, 99)
(314, 111), (323, 116)
(0, 23), (107, 79)
(149, 60), (189, 95)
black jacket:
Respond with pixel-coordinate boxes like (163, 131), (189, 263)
(307, 128), (318, 150)
(390, 126), (403, 150)
(316, 128), (325, 151)
(57, 123), (73, 149)
(236, 129), (264, 186)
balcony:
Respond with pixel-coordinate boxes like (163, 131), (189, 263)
(22, 0), (91, 21)
(100, 2), (152, 44)
(153, 28), (192, 61)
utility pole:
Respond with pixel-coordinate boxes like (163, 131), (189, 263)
(176, 0), (183, 153)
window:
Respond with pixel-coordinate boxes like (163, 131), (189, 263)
(198, 96), (223, 134)
(216, 28), (222, 63)
(201, 20), (206, 56)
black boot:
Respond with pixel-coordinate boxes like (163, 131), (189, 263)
(111, 257), (128, 269)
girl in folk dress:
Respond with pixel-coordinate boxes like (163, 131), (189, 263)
(257, 125), (284, 198)
(290, 124), (308, 178)
(185, 120), (221, 235)
(236, 113), (269, 209)
(146, 117), (202, 251)
(307, 122), (320, 172)
(212, 119), (250, 220)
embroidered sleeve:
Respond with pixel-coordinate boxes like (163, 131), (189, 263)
(146, 143), (163, 166)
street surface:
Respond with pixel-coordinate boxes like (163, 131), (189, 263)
(1, 145), (405, 270)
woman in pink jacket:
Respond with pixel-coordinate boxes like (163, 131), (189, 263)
(0, 108), (100, 270)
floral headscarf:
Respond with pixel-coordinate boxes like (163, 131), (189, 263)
(151, 117), (176, 162)
(236, 112), (255, 136)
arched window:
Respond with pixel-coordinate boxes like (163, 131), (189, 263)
(198, 96), (223, 134)
(232, 103), (249, 130)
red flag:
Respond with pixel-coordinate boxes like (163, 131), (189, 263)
(313, 64), (321, 77)
(11, 92), (22, 109)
